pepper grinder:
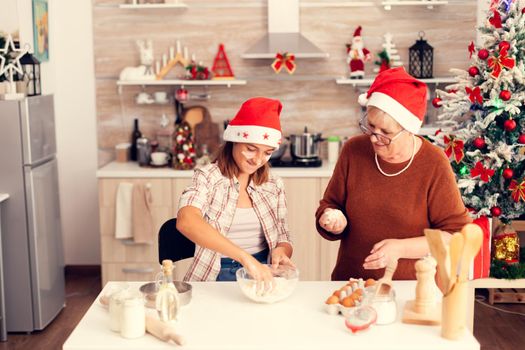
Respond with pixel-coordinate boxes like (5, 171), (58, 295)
(401, 255), (441, 325)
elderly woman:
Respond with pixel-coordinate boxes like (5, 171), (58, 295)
(177, 97), (293, 283)
(316, 67), (471, 281)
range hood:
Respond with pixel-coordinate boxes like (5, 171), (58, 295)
(242, 0), (329, 59)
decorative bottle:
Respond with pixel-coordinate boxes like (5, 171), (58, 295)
(155, 259), (180, 322)
(130, 118), (142, 161)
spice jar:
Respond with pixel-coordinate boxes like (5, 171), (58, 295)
(120, 291), (146, 339)
(109, 290), (127, 332)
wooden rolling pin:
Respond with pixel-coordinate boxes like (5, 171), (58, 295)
(146, 315), (186, 346)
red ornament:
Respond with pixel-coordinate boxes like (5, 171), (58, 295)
(490, 206), (502, 217)
(504, 119), (517, 131)
(468, 66), (479, 77)
(522, 8), (525, 14)
(478, 49), (489, 60)
(518, 134), (525, 144)
(502, 168), (514, 180)
(432, 97), (442, 108)
(499, 90), (511, 101)
(473, 137), (486, 149)
(499, 41), (510, 51)
(211, 44), (235, 79)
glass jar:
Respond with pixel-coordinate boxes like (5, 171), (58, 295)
(120, 291), (146, 339)
(370, 289), (397, 325)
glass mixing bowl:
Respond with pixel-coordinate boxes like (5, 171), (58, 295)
(236, 264), (299, 303)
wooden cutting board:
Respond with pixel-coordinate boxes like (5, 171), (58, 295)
(183, 106), (220, 156)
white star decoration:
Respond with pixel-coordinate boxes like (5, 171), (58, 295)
(0, 34), (25, 77)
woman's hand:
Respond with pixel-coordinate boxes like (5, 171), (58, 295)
(271, 246), (296, 269)
(363, 239), (405, 270)
(319, 208), (347, 234)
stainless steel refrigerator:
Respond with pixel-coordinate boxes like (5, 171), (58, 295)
(0, 95), (65, 332)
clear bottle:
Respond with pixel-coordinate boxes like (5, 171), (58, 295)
(130, 118), (142, 161)
(155, 259), (180, 322)
(196, 144), (211, 167)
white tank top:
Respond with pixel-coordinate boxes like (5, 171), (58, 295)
(223, 207), (267, 256)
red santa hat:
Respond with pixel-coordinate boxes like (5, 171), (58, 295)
(353, 26), (362, 37)
(358, 67), (427, 134)
(223, 97), (282, 148)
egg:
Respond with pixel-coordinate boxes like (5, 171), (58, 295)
(365, 278), (376, 287)
(325, 295), (339, 305)
(341, 296), (355, 307)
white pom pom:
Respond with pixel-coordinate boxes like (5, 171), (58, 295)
(358, 93), (368, 106)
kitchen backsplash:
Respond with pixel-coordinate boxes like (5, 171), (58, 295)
(93, 0), (477, 166)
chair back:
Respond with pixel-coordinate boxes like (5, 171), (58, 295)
(158, 218), (196, 264)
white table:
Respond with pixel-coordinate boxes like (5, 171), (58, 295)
(63, 281), (479, 350)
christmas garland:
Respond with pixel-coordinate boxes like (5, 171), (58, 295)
(490, 250), (525, 279)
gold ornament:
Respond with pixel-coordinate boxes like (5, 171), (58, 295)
(492, 222), (520, 264)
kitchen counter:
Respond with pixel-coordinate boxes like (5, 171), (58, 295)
(63, 281), (479, 350)
(97, 161), (335, 178)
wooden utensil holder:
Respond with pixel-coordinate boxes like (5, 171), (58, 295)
(441, 281), (467, 340)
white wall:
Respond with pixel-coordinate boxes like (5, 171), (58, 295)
(16, 0), (100, 265)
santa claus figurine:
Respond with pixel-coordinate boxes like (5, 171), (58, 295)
(346, 26), (371, 79)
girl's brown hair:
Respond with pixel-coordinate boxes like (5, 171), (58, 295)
(214, 142), (270, 185)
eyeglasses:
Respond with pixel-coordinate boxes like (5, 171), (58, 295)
(359, 115), (406, 145)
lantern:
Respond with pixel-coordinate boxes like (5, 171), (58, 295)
(492, 222), (520, 264)
(18, 52), (41, 96)
(409, 32), (433, 79)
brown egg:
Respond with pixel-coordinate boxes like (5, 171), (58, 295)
(325, 295), (339, 304)
(354, 288), (363, 296)
(365, 278), (376, 287)
(333, 290), (341, 298)
(341, 296), (355, 307)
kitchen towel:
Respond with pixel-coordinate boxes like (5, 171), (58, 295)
(132, 183), (154, 244)
(115, 182), (134, 239)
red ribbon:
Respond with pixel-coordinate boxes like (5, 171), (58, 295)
(489, 10), (502, 28)
(465, 86), (483, 104)
(272, 52), (296, 74)
(444, 135), (464, 163)
(470, 161), (495, 182)
(509, 179), (525, 202)
(488, 47), (515, 78)
(468, 41), (475, 58)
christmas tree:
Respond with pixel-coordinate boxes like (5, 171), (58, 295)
(430, 0), (525, 223)
(374, 33), (403, 73)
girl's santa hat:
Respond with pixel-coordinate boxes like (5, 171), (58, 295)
(358, 67), (427, 134)
(223, 97), (282, 148)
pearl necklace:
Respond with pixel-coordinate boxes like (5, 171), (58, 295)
(375, 135), (416, 177)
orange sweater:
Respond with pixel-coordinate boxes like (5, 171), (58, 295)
(316, 135), (471, 281)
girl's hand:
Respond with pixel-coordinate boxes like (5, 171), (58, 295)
(240, 254), (274, 295)
(271, 246), (296, 269)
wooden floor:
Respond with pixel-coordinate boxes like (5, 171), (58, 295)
(0, 270), (523, 349)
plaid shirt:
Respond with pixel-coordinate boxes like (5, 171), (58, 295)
(178, 163), (292, 281)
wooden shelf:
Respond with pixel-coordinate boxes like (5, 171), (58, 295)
(300, 1), (375, 7)
(118, 2), (188, 9)
(335, 76), (457, 86)
(382, 0), (448, 10)
(116, 79), (247, 94)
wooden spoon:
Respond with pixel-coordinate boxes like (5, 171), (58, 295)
(448, 232), (464, 292)
(424, 229), (449, 294)
(458, 223), (483, 283)
(375, 258), (398, 297)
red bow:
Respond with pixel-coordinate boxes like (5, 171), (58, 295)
(272, 52), (296, 74)
(470, 161), (495, 182)
(468, 41), (475, 58)
(489, 10), (502, 28)
(509, 179), (525, 202)
(444, 135), (465, 163)
(465, 86), (483, 104)
(488, 47), (515, 78)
